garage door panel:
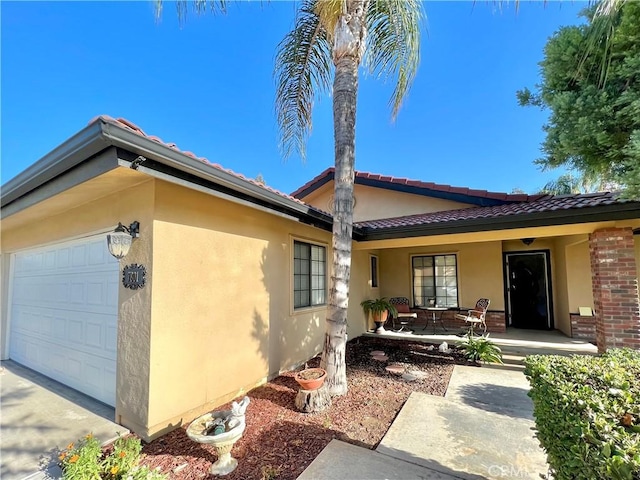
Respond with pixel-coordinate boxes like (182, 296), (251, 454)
(9, 236), (118, 406)
(17, 309), (115, 354)
(13, 280), (117, 316)
(11, 328), (116, 405)
(106, 324), (117, 353)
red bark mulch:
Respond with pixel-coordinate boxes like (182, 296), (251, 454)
(139, 336), (465, 479)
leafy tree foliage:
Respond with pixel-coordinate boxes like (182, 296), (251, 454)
(518, 2), (640, 199)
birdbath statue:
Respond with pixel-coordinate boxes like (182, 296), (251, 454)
(186, 396), (250, 475)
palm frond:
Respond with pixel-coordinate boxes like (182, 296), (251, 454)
(585, 0), (626, 87)
(594, 0), (625, 17)
(274, 0), (332, 160)
(313, 0), (343, 42)
(154, 0), (227, 25)
(364, 0), (423, 119)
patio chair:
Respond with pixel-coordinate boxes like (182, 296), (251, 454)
(389, 297), (418, 332)
(456, 298), (490, 335)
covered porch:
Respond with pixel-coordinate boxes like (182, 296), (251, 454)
(354, 219), (640, 354)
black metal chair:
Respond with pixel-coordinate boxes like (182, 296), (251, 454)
(389, 297), (418, 332)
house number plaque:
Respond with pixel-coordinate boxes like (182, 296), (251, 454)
(123, 264), (146, 290)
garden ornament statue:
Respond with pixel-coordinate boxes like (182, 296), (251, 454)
(186, 396), (251, 475)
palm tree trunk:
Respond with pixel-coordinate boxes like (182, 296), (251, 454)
(320, 54), (359, 396)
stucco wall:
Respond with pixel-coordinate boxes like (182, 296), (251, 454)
(349, 250), (381, 332)
(566, 240), (593, 311)
(504, 237), (595, 335)
(0, 177), (156, 434)
(552, 239), (571, 335)
(145, 180), (368, 438)
(302, 183), (473, 222)
(377, 241), (505, 312)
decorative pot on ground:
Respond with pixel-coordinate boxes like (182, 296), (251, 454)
(373, 313), (388, 333)
(294, 367), (327, 391)
(360, 297), (398, 333)
(186, 396), (250, 476)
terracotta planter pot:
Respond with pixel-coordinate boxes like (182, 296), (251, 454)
(372, 310), (389, 333)
(294, 368), (327, 391)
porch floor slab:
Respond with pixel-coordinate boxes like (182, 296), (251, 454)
(1, 360), (126, 480)
(365, 327), (597, 356)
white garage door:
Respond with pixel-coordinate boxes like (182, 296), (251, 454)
(9, 235), (119, 406)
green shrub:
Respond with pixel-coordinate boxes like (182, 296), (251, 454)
(456, 333), (503, 364)
(59, 434), (166, 480)
(524, 349), (640, 480)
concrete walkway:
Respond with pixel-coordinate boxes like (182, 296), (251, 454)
(0, 361), (125, 480)
(299, 364), (549, 480)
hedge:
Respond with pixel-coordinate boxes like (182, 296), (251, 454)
(524, 349), (640, 480)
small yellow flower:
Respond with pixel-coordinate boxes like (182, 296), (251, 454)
(69, 454), (79, 464)
(119, 451), (126, 458)
(58, 452), (67, 461)
(110, 466), (119, 475)
(67, 443), (74, 450)
(85, 433), (93, 439)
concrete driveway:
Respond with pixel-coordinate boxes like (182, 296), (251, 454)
(1, 361), (125, 480)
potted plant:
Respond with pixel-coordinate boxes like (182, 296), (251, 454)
(360, 298), (398, 333)
(294, 367), (327, 390)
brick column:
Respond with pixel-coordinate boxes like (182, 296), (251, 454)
(589, 227), (640, 352)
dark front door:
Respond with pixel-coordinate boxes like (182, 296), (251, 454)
(505, 251), (553, 329)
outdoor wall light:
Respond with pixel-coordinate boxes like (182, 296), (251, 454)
(521, 238), (535, 246)
(107, 221), (140, 259)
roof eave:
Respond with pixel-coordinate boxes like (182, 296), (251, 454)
(358, 203), (640, 241)
(99, 122), (334, 226)
(1, 119), (335, 232)
(1, 121), (109, 207)
(355, 177), (508, 207)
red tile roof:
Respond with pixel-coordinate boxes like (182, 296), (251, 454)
(87, 117), (636, 237)
(355, 192), (623, 230)
(290, 167), (546, 203)
(89, 115), (323, 211)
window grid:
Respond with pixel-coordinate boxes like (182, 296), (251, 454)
(412, 254), (458, 308)
(294, 241), (326, 309)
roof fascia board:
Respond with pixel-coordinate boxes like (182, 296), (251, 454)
(355, 177), (506, 207)
(2, 120), (335, 232)
(115, 148), (335, 232)
(293, 171), (335, 199)
(1, 121), (109, 207)
(133, 162), (315, 227)
(359, 203), (640, 241)
(102, 123), (334, 226)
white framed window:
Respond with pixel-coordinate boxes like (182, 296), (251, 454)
(411, 254), (458, 308)
(370, 255), (379, 288)
(293, 240), (327, 309)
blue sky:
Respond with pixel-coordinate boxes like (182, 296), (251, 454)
(2, 1), (587, 196)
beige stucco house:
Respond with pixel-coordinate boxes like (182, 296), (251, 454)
(2, 116), (639, 441)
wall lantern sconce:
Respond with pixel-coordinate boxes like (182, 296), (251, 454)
(521, 238), (535, 246)
(107, 221), (140, 259)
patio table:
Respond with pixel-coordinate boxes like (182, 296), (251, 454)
(419, 307), (448, 334)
